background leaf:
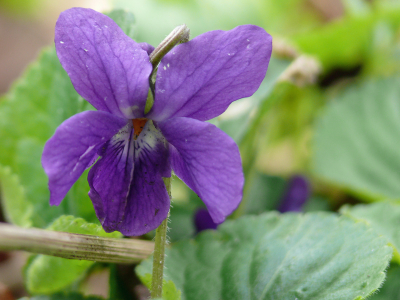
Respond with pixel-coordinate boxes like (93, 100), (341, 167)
(368, 264), (400, 300)
(341, 202), (400, 264)
(137, 212), (392, 300)
(0, 46), (95, 228)
(105, 9), (135, 39)
(313, 77), (400, 201)
(0, 165), (33, 227)
(24, 216), (121, 295)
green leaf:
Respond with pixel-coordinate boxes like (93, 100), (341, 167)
(368, 264), (400, 300)
(137, 212), (392, 300)
(105, 9), (135, 39)
(19, 292), (103, 300)
(138, 273), (181, 300)
(24, 216), (121, 294)
(0, 45), (96, 228)
(290, 15), (374, 70)
(0, 165), (33, 227)
(291, 5), (400, 71)
(313, 77), (400, 201)
(341, 202), (400, 264)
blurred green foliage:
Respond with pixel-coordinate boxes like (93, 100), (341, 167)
(0, 0), (43, 17)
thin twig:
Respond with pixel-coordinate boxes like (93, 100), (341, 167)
(0, 223), (154, 264)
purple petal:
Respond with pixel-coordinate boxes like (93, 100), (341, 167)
(55, 8), (152, 119)
(159, 117), (244, 223)
(194, 208), (219, 233)
(89, 120), (170, 236)
(88, 123), (135, 228)
(278, 175), (310, 213)
(42, 111), (127, 206)
(148, 25), (272, 122)
(139, 42), (155, 55)
(119, 121), (171, 235)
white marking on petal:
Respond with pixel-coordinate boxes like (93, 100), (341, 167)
(135, 121), (165, 159)
(60, 41), (64, 44)
(71, 145), (96, 173)
(120, 105), (140, 119)
(79, 145), (96, 160)
(72, 162), (80, 173)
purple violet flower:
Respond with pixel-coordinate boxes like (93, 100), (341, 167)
(41, 8), (272, 236)
(194, 208), (219, 233)
(278, 175), (310, 213)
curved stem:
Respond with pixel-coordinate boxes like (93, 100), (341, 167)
(0, 223), (153, 263)
(151, 177), (171, 298)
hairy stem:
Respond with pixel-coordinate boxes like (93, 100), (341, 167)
(151, 177), (171, 298)
(0, 223), (153, 263)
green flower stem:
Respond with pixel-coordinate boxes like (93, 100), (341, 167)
(151, 177), (171, 298)
(149, 24), (190, 69)
(147, 24), (190, 97)
(0, 223), (154, 263)
(147, 26), (189, 297)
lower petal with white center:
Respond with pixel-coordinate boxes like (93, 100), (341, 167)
(89, 120), (171, 236)
(88, 123), (135, 231)
(115, 121), (171, 236)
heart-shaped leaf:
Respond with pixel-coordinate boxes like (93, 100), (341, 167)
(137, 212), (392, 300)
(313, 77), (400, 201)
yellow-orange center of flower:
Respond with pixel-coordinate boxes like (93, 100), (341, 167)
(132, 118), (148, 140)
